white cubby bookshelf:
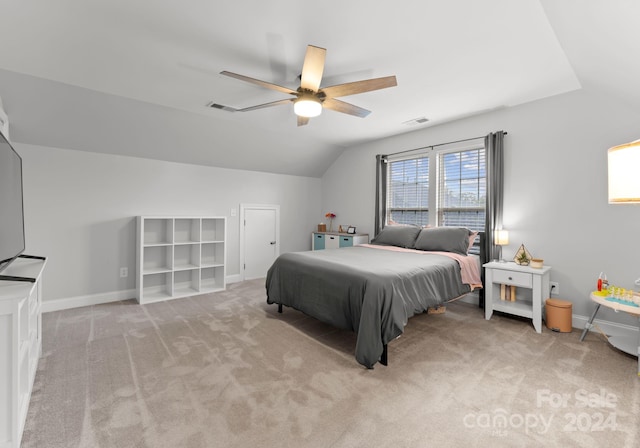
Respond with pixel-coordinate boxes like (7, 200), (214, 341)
(136, 216), (226, 304)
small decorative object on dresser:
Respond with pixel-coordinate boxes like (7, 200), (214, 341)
(513, 244), (532, 266)
(530, 258), (544, 269)
(325, 212), (336, 232)
(347, 226), (356, 234)
(500, 284), (517, 301)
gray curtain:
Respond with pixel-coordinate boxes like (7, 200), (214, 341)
(483, 131), (505, 263)
(374, 154), (388, 236)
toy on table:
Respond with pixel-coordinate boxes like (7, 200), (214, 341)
(595, 285), (640, 308)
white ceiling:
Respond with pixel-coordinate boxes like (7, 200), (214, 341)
(0, 0), (637, 177)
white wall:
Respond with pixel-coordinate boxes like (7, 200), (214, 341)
(14, 86), (640, 330)
(18, 144), (321, 304)
(322, 88), (640, 327)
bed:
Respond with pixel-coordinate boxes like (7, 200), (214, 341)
(265, 225), (484, 369)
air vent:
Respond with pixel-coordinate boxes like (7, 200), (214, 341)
(206, 102), (237, 112)
(402, 116), (429, 126)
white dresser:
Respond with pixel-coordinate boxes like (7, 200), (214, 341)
(311, 232), (369, 250)
(0, 256), (46, 448)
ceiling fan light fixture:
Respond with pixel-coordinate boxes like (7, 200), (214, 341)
(220, 45), (397, 125)
(294, 96), (322, 118)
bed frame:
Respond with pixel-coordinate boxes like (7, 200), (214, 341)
(274, 232), (487, 367)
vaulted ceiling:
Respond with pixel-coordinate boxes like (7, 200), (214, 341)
(0, 0), (637, 177)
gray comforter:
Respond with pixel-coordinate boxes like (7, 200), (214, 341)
(265, 245), (473, 368)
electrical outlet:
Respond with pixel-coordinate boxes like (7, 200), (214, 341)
(550, 281), (559, 296)
(120, 267), (128, 278)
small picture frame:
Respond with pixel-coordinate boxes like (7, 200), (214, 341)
(347, 226), (356, 234)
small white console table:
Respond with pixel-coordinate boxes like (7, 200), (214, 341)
(0, 256), (47, 448)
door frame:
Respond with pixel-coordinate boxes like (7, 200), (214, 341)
(239, 203), (280, 281)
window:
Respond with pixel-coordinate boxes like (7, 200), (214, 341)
(438, 148), (485, 230)
(387, 157), (430, 225)
(386, 142), (486, 231)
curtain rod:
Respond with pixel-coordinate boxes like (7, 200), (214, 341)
(383, 131), (508, 158)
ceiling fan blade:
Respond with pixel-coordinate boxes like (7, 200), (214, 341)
(297, 116), (310, 127)
(323, 98), (371, 118)
(321, 75), (397, 99)
(220, 71), (297, 95)
(300, 45), (326, 92)
(236, 98), (293, 112)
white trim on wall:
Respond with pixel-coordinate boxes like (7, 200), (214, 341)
(42, 274), (243, 312)
(42, 289), (136, 312)
(572, 314), (639, 339)
(226, 274), (242, 284)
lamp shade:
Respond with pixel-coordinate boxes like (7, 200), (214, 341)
(293, 96), (322, 118)
(608, 140), (640, 203)
(495, 229), (509, 246)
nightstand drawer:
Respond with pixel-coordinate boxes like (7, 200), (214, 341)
(492, 269), (532, 288)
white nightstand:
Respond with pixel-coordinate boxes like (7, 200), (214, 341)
(483, 261), (551, 333)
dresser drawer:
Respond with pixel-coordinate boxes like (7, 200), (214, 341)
(492, 269), (532, 288)
(339, 236), (353, 248)
(313, 233), (325, 250)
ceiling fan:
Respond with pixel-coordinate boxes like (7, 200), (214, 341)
(212, 45), (397, 126)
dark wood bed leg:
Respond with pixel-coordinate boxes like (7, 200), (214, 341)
(380, 344), (388, 366)
(278, 303), (283, 313)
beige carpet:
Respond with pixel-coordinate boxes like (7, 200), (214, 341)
(22, 279), (640, 447)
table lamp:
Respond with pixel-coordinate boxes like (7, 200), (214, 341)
(495, 229), (509, 262)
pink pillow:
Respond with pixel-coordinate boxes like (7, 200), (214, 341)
(468, 231), (479, 252)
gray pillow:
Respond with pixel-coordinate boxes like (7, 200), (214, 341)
(371, 225), (421, 248)
(413, 227), (471, 255)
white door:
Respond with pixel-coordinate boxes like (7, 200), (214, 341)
(241, 205), (279, 280)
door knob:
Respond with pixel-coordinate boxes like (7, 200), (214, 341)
(270, 241), (276, 245)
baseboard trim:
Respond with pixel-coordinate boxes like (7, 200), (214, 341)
(571, 313), (639, 338)
(42, 289), (136, 313)
(43, 274), (243, 312)
(456, 293), (638, 340)
(226, 274), (242, 284)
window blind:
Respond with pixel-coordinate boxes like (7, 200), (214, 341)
(387, 157), (429, 226)
(437, 148), (485, 231)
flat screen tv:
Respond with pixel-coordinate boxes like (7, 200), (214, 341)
(0, 129), (25, 274)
